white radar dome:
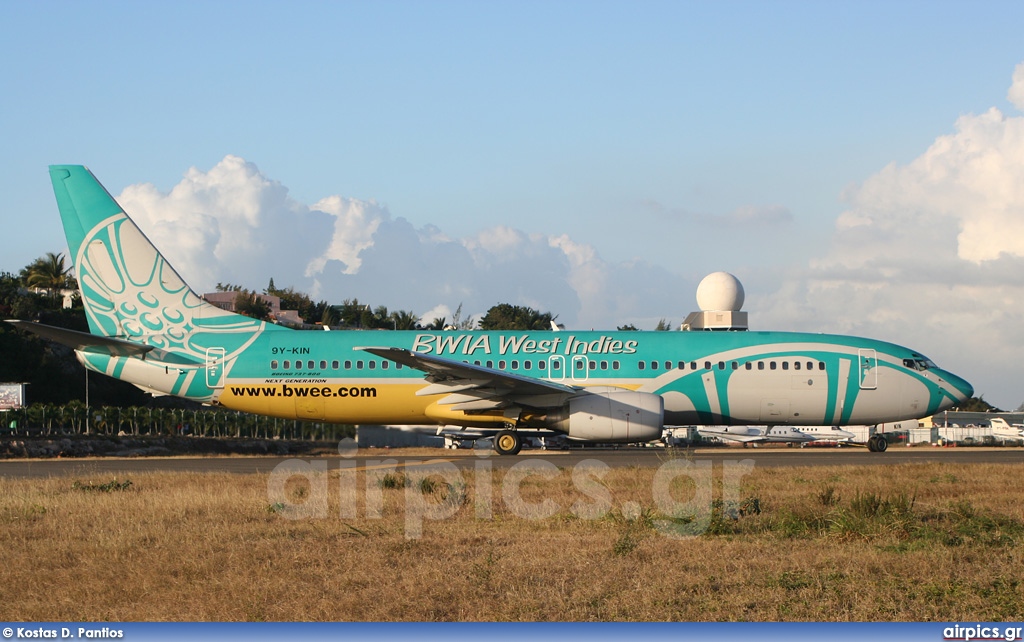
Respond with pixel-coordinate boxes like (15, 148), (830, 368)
(696, 272), (745, 312)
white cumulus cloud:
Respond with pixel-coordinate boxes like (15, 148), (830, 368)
(756, 63), (1024, 409)
(1008, 61), (1024, 110)
(116, 155), (333, 292)
(114, 155), (696, 331)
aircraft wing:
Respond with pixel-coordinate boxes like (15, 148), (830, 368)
(356, 346), (580, 411)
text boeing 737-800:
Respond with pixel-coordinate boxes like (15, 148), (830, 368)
(6, 166), (974, 455)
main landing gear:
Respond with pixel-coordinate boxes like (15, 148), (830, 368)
(494, 430), (523, 456)
(867, 435), (888, 452)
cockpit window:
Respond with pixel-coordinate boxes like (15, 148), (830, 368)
(903, 358), (936, 371)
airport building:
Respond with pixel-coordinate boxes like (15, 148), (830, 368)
(203, 291), (303, 325)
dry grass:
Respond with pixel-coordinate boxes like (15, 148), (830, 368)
(1, 459), (1022, 621)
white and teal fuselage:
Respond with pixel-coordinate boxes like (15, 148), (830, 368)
(15, 165), (973, 451)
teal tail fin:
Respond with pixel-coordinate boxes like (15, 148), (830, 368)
(40, 165), (282, 400)
(49, 165), (204, 339)
(48, 165), (267, 341)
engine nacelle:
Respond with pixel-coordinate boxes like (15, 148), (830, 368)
(549, 388), (664, 443)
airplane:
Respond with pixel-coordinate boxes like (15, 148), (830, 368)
(796, 425), (858, 445)
(6, 165), (975, 455)
(988, 417), (1024, 442)
(697, 425), (814, 446)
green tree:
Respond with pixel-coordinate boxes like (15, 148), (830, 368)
(654, 319), (673, 331)
(264, 280), (329, 324)
(371, 305), (391, 329)
(234, 290), (272, 321)
(391, 310), (420, 330)
(2, 268), (49, 320)
(320, 305), (341, 327)
(431, 303), (476, 330)
(954, 396), (1002, 412)
(479, 304), (556, 331)
(24, 252), (76, 307)
(617, 324), (639, 331)
(336, 299), (377, 328)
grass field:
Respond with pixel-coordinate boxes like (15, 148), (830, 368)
(1, 458), (1022, 621)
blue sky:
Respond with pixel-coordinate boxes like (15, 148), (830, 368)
(3, 1), (1024, 407)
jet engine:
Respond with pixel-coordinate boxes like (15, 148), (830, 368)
(545, 388), (664, 442)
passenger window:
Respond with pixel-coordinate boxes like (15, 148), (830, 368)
(770, 362), (777, 370)
(319, 360), (327, 369)
(757, 362), (764, 370)
(332, 360), (339, 369)
(690, 362), (697, 370)
(818, 362), (826, 370)
(550, 361), (559, 370)
(369, 361), (376, 369)
(664, 361), (672, 370)
(540, 361), (548, 370)
(718, 361), (725, 370)
(499, 360), (507, 369)
(271, 360), (279, 370)
(807, 361), (814, 370)
(284, 360), (291, 369)
(651, 361), (659, 370)
(356, 360), (364, 369)
(381, 361), (389, 369)
(639, 361), (645, 370)
(486, 360), (493, 368)
(344, 360), (352, 369)
(524, 361), (532, 370)
(511, 360), (519, 370)
(601, 361), (608, 370)
(794, 362), (801, 370)
(308, 361), (315, 369)
(782, 362), (789, 370)
(731, 362), (738, 370)
(613, 361), (620, 370)
(474, 360), (481, 366)
(678, 361), (685, 370)
(745, 362), (752, 370)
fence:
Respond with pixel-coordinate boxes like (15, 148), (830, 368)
(0, 403), (355, 441)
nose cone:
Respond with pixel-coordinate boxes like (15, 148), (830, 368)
(937, 369), (974, 410)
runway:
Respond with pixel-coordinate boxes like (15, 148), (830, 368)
(0, 447), (1020, 478)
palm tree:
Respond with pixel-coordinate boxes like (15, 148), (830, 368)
(26, 252), (76, 307)
(320, 305), (341, 328)
(391, 310), (420, 330)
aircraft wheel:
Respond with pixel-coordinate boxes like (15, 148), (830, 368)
(494, 430), (522, 456)
(867, 437), (878, 452)
(876, 436), (888, 453)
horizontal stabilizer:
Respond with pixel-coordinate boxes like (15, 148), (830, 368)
(6, 320), (154, 358)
